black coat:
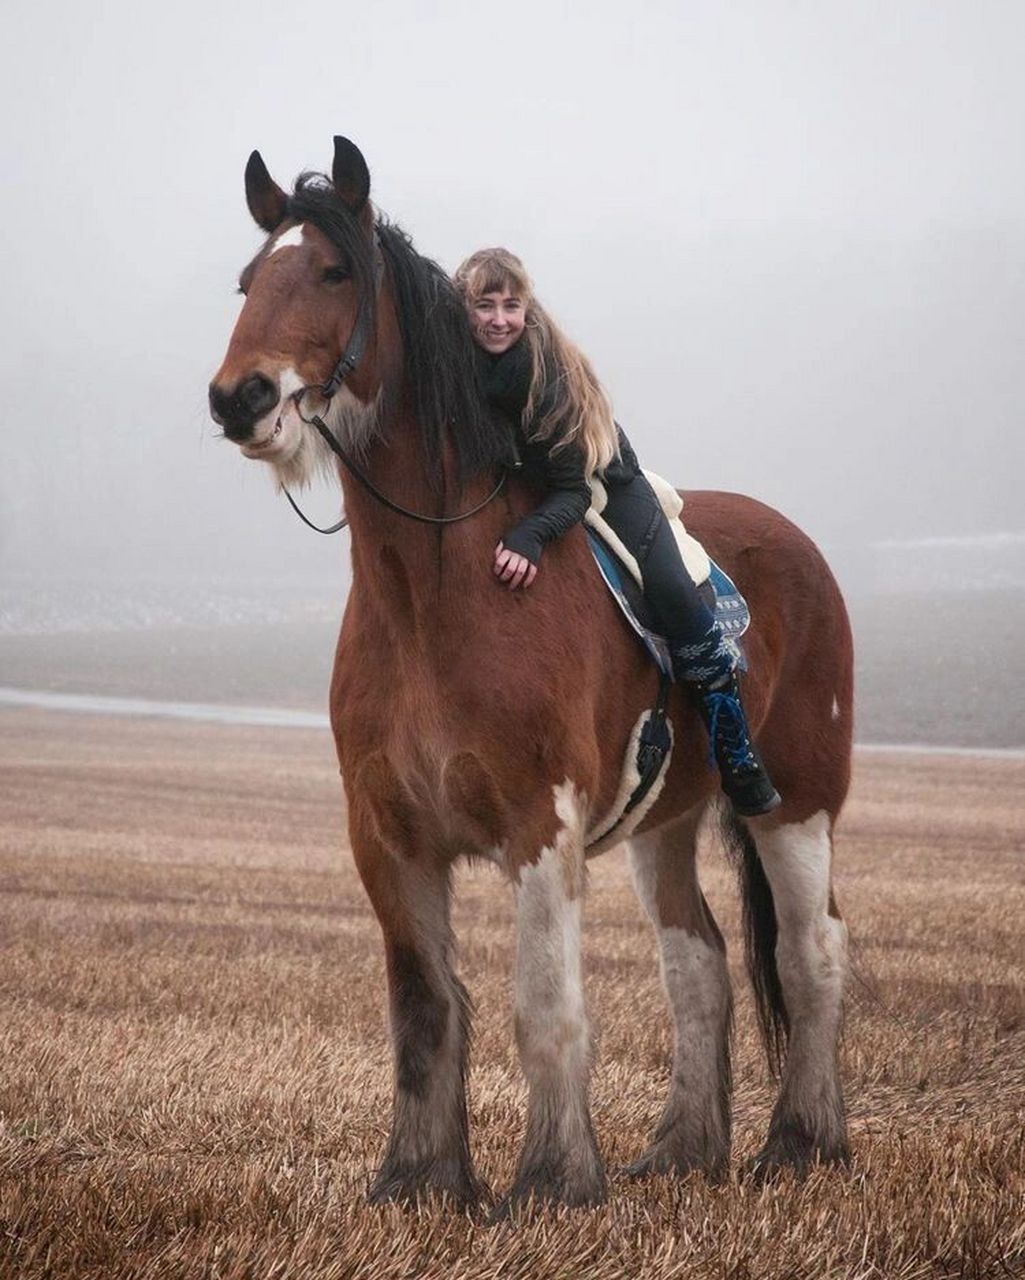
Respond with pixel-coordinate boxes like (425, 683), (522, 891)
(478, 340), (641, 565)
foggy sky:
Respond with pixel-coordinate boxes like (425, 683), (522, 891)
(1, 0), (1022, 589)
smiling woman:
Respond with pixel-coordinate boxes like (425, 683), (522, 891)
(468, 288), (527, 353)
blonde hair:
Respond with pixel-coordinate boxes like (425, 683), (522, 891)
(453, 248), (619, 477)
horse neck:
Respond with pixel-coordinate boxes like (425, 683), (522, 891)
(340, 413), (505, 633)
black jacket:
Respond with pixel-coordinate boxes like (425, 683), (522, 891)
(478, 341), (641, 565)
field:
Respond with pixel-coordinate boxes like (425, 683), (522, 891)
(2, 587), (1024, 748)
(1, 709), (1023, 1279)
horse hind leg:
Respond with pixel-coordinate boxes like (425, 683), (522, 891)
(733, 808), (851, 1175)
(626, 805), (732, 1181)
(499, 780), (606, 1213)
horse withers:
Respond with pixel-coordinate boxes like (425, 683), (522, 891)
(208, 136), (854, 1211)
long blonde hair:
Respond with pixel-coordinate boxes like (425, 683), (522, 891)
(453, 248), (619, 477)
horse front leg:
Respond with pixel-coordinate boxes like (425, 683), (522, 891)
(351, 812), (484, 1207)
(500, 781), (606, 1213)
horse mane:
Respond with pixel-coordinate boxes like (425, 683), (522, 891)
(286, 173), (513, 485)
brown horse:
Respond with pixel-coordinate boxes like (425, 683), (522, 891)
(209, 137), (854, 1211)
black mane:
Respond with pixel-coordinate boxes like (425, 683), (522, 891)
(286, 174), (512, 484)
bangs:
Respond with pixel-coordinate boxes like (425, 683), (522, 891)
(465, 264), (529, 301)
(454, 248), (533, 304)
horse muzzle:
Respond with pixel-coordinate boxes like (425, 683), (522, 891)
(208, 373), (279, 442)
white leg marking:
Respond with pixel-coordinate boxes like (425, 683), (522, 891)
(512, 781), (603, 1198)
(628, 828), (731, 1170)
(753, 811), (847, 1143)
(831, 694), (841, 721)
(268, 223), (305, 254)
(516, 783), (587, 1087)
(658, 927), (730, 1104)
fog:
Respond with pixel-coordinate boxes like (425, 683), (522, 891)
(2, 0), (1023, 599)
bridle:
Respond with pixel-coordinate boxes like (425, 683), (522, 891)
(282, 233), (508, 535)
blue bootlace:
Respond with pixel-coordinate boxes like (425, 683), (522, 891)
(704, 691), (756, 772)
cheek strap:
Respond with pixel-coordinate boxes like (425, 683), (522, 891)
(320, 233), (385, 398)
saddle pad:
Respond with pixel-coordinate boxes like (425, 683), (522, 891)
(585, 530), (750, 679)
(587, 471), (711, 589)
(585, 706), (674, 853)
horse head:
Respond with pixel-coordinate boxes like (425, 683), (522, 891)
(209, 137), (390, 490)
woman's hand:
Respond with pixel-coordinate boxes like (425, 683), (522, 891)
(494, 541), (538, 590)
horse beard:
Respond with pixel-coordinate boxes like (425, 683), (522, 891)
(271, 386), (382, 491)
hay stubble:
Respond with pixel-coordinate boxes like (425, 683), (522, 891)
(0, 710), (1022, 1278)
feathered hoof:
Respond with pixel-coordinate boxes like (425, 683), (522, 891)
(487, 1169), (608, 1223)
(619, 1146), (728, 1184)
(367, 1160), (490, 1211)
(747, 1138), (851, 1184)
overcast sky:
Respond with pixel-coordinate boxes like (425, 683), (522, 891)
(1, 0), (1022, 589)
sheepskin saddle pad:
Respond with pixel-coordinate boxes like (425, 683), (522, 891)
(581, 472), (750, 853)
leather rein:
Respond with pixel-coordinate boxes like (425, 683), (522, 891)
(282, 237), (507, 535)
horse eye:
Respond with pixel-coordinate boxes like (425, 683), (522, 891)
(322, 265), (351, 284)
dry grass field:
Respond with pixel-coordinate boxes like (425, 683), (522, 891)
(0, 708), (1022, 1279)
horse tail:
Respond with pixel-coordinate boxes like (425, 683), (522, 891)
(720, 806), (789, 1075)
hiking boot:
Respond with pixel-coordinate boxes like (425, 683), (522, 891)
(697, 674), (781, 817)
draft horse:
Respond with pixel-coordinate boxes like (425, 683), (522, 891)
(209, 137), (854, 1210)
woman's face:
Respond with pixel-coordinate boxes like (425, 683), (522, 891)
(468, 289), (527, 354)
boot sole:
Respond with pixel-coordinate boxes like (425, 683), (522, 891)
(731, 788), (782, 818)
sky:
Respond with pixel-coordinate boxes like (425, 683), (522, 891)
(1, 0), (1022, 591)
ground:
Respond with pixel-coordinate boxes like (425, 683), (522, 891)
(0, 709), (1022, 1279)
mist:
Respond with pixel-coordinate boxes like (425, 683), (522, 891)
(2, 0), (1023, 598)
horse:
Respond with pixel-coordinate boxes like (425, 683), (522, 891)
(208, 136), (854, 1211)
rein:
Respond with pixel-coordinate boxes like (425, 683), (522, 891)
(282, 234), (507, 534)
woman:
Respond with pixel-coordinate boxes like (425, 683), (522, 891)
(453, 248), (780, 817)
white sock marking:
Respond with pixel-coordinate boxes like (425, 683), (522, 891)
(753, 811), (847, 1103)
(515, 782), (589, 1086)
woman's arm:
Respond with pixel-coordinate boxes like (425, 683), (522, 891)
(501, 438), (592, 566)
(477, 342), (593, 583)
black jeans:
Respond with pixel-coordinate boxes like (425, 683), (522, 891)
(601, 473), (720, 653)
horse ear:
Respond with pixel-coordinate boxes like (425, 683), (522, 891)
(245, 151), (288, 234)
(331, 136), (371, 214)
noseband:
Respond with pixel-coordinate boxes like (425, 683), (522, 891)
(283, 235), (507, 535)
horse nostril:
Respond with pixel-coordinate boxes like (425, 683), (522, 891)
(238, 373), (277, 420)
(209, 374), (279, 442)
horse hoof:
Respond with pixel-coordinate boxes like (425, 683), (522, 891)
(747, 1143), (851, 1184)
(487, 1172), (607, 1222)
(620, 1149), (727, 1184)
(368, 1166), (490, 1210)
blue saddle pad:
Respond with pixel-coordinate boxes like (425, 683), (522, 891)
(585, 528), (750, 679)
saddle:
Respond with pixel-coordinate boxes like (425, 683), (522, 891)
(584, 472), (750, 852)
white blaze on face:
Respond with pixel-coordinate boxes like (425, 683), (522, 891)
(268, 224), (305, 255)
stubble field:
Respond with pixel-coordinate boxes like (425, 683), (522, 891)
(0, 708), (1022, 1279)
